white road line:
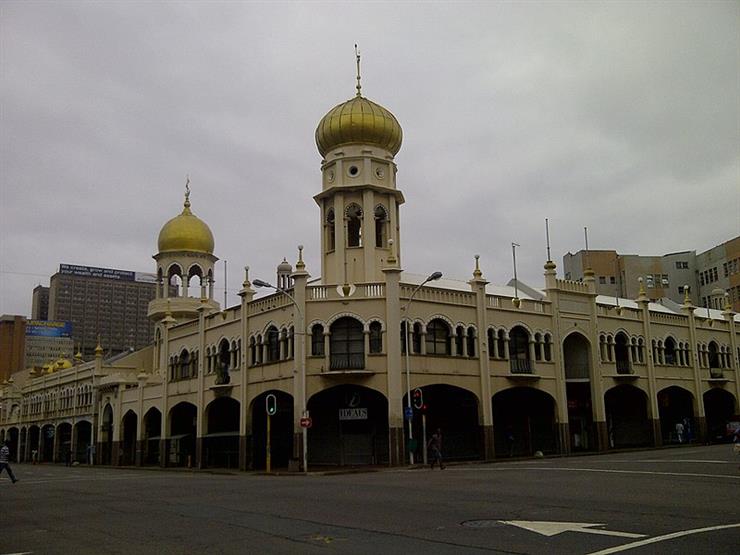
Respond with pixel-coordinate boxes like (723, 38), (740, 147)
(442, 466), (740, 480)
(522, 467), (740, 480)
(586, 522), (740, 555)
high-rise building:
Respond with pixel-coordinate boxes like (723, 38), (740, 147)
(48, 264), (161, 358)
(0, 315), (26, 381)
(563, 237), (739, 311)
(31, 286), (49, 320)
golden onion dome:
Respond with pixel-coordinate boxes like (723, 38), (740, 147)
(315, 94), (403, 157)
(157, 194), (214, 255)
(54, 358), (72, 371)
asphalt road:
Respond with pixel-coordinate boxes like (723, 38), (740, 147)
(2, 444), (739, 554)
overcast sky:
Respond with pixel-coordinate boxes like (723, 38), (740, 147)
(1, 1), (738, 317)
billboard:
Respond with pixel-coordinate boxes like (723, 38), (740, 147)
(59, 264), (156, 283)
(26, 320), (72, 338)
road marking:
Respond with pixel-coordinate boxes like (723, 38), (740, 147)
(529, 467), (740, 479)
(464, 466), (740, 480)
(500, 520), (645, 538)
(1, 552), (33, 555)
(586, 522), (740, 554)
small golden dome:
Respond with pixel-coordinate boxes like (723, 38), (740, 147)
(315, 95), (403, 157)
(158, 196), (214, 255)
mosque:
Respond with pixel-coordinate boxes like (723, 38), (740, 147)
(1, 63), (738, 470)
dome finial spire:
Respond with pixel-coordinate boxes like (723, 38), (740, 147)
(184, 175), (191, 209)
(355, 44), (362, 97)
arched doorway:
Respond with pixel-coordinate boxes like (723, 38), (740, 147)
(74, 421), (92, 464)
(121, 411), (138, 465)
(6, 427), (19, 462)
(704, 388), (737, 442)
(405, 384), (481, 462)
(205, 397), (240, 468)
(657, 386), (695, 443)
(307, 385), (387, 466)
(493, 387), (557, 457)
(169, 402), (197, 467)
(41, 424), (55, 462)
(563, 332), (594, 451)
(252, 391), (294, 470)
(28, 425), (40, 462)
(55, 422), (72, 463)
(100, 404), (114, 465)
(143, 408), (162, 465)
(605, 385), (651, 448)
(19, 428), (27, 463)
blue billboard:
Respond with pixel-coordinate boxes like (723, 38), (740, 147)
(26, 320), (72, 338)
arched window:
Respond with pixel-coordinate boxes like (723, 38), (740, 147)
(369, 321), (383, 354)
(266, 326), (280, 363)
(637, 338), (645, 363)
(664, 337), (677, 365)
(279, 329), (288, 360)
(401, 321), (409, 354)
(466, 327), (476, 358)
(178, 349), (191, 380)
(249, 337), (256, 366)
(534, 333), (543, 361)
(426, 319), (451, 355)
(187, 265), (203, 298)
(374, 205), (388, 247)
(326, 208), (336, 251)
(708, 342), (720, 369)
(487, 329), (495, 359)
(218, 339), (230, 371)
(412, 322), (423, 354)
(615, 333), (630, 373)
(543, 333), (552, 361)
(346, 204), (362, 247)
(509, 326), (531, 373)
(330, 317), (365, 369)
(497, 329), (507, 359)
(168, 264), (183, 297)
(311, 324), (324, 356)
(455, 326), (465, 356)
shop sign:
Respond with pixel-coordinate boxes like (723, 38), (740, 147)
(338, 407), (367, 421)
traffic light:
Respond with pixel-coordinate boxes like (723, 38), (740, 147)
(412, 388), (424, 410)
(266, 393), (277, 416)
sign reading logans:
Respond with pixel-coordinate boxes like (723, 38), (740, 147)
(59, 264), (156, 283)
(339, 408), (368, 420)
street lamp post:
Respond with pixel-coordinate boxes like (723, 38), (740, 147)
(253, 279), (308, 474)
(402, 271), (442, 465)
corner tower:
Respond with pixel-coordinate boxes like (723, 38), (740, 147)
(314, 50), (405, 285)
(148, 182), (220, 323)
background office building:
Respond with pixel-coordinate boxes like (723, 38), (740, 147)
(563, 236), (740, 311)
(0, 315), (26, 382)
(48, 264), (162, 358)
(31, 286), (49, 320)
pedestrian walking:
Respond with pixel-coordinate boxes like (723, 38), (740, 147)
(0, 440), (18, 483)
(427, 429), (444, 470)
(675, 421), (685, 444)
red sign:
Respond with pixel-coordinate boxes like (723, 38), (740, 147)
(300, 417), (313, 428)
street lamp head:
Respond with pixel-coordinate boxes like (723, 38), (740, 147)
(428, 271), (443, 282)
(253, 279), (272, 288)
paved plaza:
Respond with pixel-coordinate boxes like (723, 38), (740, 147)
(2, 444), (739, 554)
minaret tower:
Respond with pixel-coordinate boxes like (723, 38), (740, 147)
(314, 47), (404, 285)
(148, 179), (220, 324)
